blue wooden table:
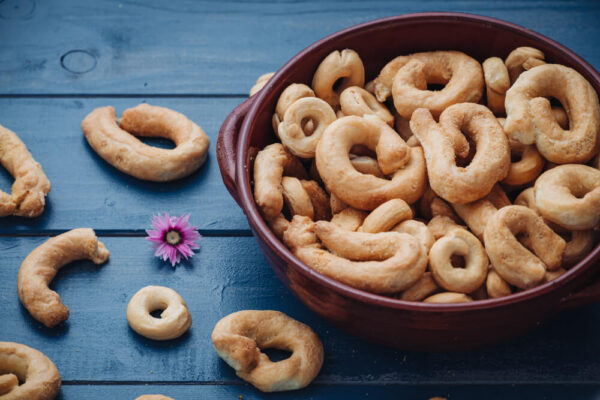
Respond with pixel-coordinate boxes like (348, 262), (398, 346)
(1, 1), (600, 399)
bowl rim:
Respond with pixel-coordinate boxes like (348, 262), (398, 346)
(236, 11), (600, 312)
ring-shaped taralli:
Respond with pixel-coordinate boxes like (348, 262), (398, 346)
(340, 86), (394, 126)
(312, 49), (365, 109)
(212, 310), (324, 392)
(504, 64), (600, 163)
(0, 124), (51, 218)
(0, 342), (61, 400)
(284, 216), (428, 294)
(250, 72), (274, 96)
(135, 396), (174, 400)
(505, 46), (545, 83)
(17, 228), (109, 328)
(502, 140), (545, 186)
(410, 103), (510, 204)
(483, 206), (566, 289)
(82, 104), (210, 181)
(127, 286), (192, 341)
(316, 116), (426, 210)
(424, 292), (473, 303)
(429, 228), (489, 293)
(482, 57), (510, 115)
(359, 199), (412, 233)
(0, 374), (18, 396)
(278, 97), (336, 158)
(534, 164), (600, 230)
(273, 84), (316, 135)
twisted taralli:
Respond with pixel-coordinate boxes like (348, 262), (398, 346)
(0, 124), (51, 218)
(340, 86), (394, 126)
(312, 49), (365, 109)
(316, 116), (426, 210)
(410, 103), (510, 204)
(17, 228), (110, 328)
(284, 216), (428, 294)
(0, 342), (61, 400)
(212, 310), (323, 392)
(82, 104), (210, 181)
(126, 286), (192, 341)
(504, 64), (600, 163)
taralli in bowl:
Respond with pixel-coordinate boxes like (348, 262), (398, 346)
(82, 103), (210, 181)
(212, 310), (323, 392)
(126, 286), (192, 341)
(17, 228), (110, 328)
(0, 342), (61, 400)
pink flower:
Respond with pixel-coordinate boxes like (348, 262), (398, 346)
(146, 213), (201, 267)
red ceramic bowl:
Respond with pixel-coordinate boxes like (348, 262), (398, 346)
(217, 12), (600, 351)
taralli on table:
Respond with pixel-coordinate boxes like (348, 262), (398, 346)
(410, 103), (510, 204)
(482, 57), (510, 114)
(505, 46), (545, 83)
(359, 198), (412, 233)
(484, 206), (566, 289)
(486, 269), (512, 299)
(504, 64), (600, 163)
(284, 216), (427, 294)
(0, 342), (61, 400)
(127, 286), (191, 341)
(340, 86), (394, 126)
(534, 164), (600, 230)
(82, 104), (210, 181)
(250, 72), (274, 96)
(135, 396), (174, 400)
(273, 83), (316, 135)
(17, 228), (109, 328)
(212, 310), (323, 392)
(312, 49), (365, 109)
(398, 271), (439, 302)
(0, 124), (51, 218)
(424, 292), (473, 303)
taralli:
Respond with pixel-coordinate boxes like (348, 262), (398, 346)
(359, 199), (412, 233)
(562, 230), (597, 267)
(391, 219), (435, 252)
(135, 396), (174, 400)
(281, 177), (314, 219)
(544, 268), (567, 283)
(300, 180), (331, 221)
(212, 310), (323, 392)
(250, 72), (275, 96)
(373, 51), (483, 118)
(486, 269), (512, 299)
(312, 49), (365, 109)
(504, 64), (600, 163)
(329, 192), (348, 214)
(429, 227), (489, 293)
(0, 374), (18, 396)
(284, 216), (427, 293)
(482, 57), (510, 114)
(340, 86), (394, 126)
(534, 165), (600, 230)
(452, 185), (511, 239)
(552, 106), (569, 129)
(502, 140), (545, 186)
(349, 155), (385, 178)
(410, 103), (510, 203)
(82, 104), (210, 181)
(0, 124), (51, 217)
(483, 206), (566, 289)
(17, 228), (109, 328)
(0, 342), (61, 400)
(394, 113), (414, 141)
(273, 83), (316, 135)
(398, 272), (439, 301)
(126, 286), (192, 341)
(505, 46), (545, 83)
(330, 208), (367, 232)
(424, 292), (473, 303)
(419, 187), (461, 223)
(278, 97), (336, 158)
(427, 216), (464, 240)
(317, 116), (426, 210)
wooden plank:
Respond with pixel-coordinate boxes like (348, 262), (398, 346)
(0, 98), (249, 233)
(2, 236), (600, 384)
(56, 384), (600, 400)
(0, 0), (599, 95)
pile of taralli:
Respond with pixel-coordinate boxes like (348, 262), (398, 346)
(252, 47), (600, 303)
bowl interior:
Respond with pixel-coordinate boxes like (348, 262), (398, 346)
(238, 13), (600, 310)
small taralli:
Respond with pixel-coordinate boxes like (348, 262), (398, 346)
(212, 310), (324, 392)
(312, 49), (365, 109)
(126, 286), (192, 341)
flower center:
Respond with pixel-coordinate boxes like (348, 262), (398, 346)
(164, 230), (182, 246)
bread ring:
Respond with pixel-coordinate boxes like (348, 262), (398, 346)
(505, 46), (545, 83)
(126, 286), (192, 341)
(0, 342), (61, 400)
(504, 64), (600, 163)
(212, 310), (323, 392)
(486, 269), (512, 299)
(359, 199), (412, 233)
(330, 208), (368, 232)
(253, 143), (307, 220)
(135, 395), (174, 400)
(562, 230), (597, 267)
(534, 165), (600, 230)
(273, 84), (316, 135)
(17, 228), (109, 328)
(82, 104), (209, 181)
(0, 374), (18, 396)
(429, 228), (488, 293)
(281, 177), (314, 220)
(398, 272), (439, 301)
(373, 51), (483, 116)
(424, 292), (473, 303)
(391, 219), (435, 252)
(316, 116), (425, 210)
(410, 103), (510, 204)
(349, 155), (385, 178)
(452, 184), (510, 239)
(284, 216), (427, 294)
(0, 124), (51, 217)
(340, 86), (394, 126)
(483, 57), (510, 114)
(502, 140), (545, 186)
(278, 97), (336, 158)
(299, 180), (331, 221)
(312, 49), (365, 109)
(483, 206), (566, 289)
(250, 72), (274, 96)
